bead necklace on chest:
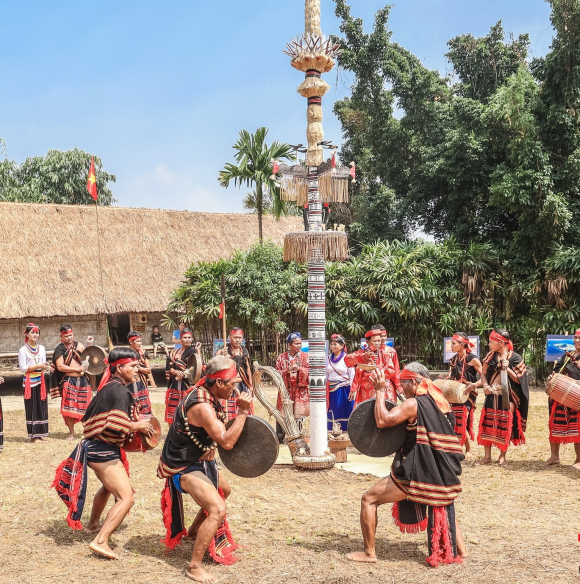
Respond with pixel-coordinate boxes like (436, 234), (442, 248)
(182, 390), (225, 452)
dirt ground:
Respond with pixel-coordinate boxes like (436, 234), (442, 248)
(0, 390), (579, 583)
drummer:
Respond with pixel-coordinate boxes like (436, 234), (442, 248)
(158, 355), (251, 583)
(345, 329), (401, 405)
(544, 328), (580, 469)
(443, 332), (483, 459)
(346, 363), (466, 566)
(127, 331), (153, 418)
(52, 347), (153, 559)
(478, 328), (529, 466)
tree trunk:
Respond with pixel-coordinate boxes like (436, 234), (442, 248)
(257, 182), (263, 243)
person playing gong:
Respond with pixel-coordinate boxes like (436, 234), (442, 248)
(347, 362), (466, 567)
(345, 329), (401, 405)
(127, 331), (153, 417)
(52, 347), (153, 559)
(158, 355), (251, 583)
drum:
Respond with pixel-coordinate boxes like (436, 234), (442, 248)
(545, 373), (580, 411)
(81, 346), (107, 376)
(123, 415), (162, 453)
(433, 379), (469, 404)
(217, 416), (279, 478)
(348, 398), (407, 457)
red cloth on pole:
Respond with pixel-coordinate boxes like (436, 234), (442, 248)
(87, 157), (98, 201)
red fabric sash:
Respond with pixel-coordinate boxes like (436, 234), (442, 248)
(24, 371), (46, 401)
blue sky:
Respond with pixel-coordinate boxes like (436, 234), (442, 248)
(0, 1), (554, 212)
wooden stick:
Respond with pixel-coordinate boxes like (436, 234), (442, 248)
(221, 274), (227, 353)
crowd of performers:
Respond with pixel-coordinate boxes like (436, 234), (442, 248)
(1, 321), (580, 579)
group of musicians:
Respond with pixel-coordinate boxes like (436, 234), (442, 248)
(1, 322), (579, 580)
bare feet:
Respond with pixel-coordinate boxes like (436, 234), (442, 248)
(186, 566), (216, 583)
(346, 551), (377, 563)
(543, 456), (561, 466)
(66, 434), (75, 442)
(497, 455), (508, 467)
(477, 458), (492, 465)
(89, 540), (119, 560)
(571, 462), (580, 471)
(31, 437), (48, 444)
(464, 451), (474, 460)
(84, 524), (102, 534)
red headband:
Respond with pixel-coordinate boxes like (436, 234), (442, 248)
(128, 334), (141, 342)
(60, 327), (73, 335)
(97, 357), (137, 391)
(452, 334), (474, 351)
(229, 329), (243, 336)
(365, 330), (382, 339)
(400, 368), (424, 381)
(489, 331), (513, 351)
(208, 363), (238, 380)
(575, 329), (580, 337)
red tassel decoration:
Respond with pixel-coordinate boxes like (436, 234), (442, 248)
(426, 506), (463, 567)
(52, 458), (85, 531)
(160, 482), (187, 550)
(391, 502), (428, 534)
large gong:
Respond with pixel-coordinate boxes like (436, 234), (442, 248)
(348, 398), (407, 458)
(81, 346), (107, 376)
(185, 351), (202, 386)
(218, 416), (279, 478)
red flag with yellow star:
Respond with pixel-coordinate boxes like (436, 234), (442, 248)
(86, 157), (98, 201)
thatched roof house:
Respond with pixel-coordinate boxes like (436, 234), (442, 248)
(0, 202), (300, 353)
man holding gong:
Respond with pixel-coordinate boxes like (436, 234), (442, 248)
(347, 362), (467, 567)
(158, 355), (252, 583)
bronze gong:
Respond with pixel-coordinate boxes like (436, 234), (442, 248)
(81, 345), (107, 376)
(185, 351), (202, 385)
(348, 398), (407, 458)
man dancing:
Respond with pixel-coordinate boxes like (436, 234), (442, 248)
(127, 331), (153, 417)
(347, 362), (466, 567)
(345, 329), (401, 404)
(50, 325), (92, 440)
(52, 347), (153, 559)
(158, 356), (251, 583)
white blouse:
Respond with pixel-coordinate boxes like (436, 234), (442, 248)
(18, 344), (47, 386)
(326, 352), (355, 388)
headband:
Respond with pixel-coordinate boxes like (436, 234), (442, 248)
(400, 368), (424, 381)
(229, 328), (243, 336)
(365, 330), (381, 339)
(287, 332), (302, 343)
(97, 357), (138, 391)
(575, 329), (580, 337)
(25, 323), (39, 334)
(331, 334), (346, 346)
(128, 333), (141, 342)
(452, 334), (474, 351)
(60, 327), (73, 335)
(489, 330), (513, 351)
(207, 363), (238, 380)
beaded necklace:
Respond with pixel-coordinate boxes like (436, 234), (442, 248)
(182, 386), (225, 452)
(26, 342), (39, 355)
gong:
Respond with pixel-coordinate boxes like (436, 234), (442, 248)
(185, 351), (202, 385)
(218, 416), (279, 478)
(348, 398), (407, 458)
(81, 345), (107, 376)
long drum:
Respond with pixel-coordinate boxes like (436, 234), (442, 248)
(81, 345), (107, 376)
(432, 379), (469, 404)
(218, 416), (279, 478)
(545, 373), (580, 411)
(124, 415), (162, 453)
(348, 398), (407, 458)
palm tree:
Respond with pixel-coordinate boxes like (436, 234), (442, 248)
(219, 127), (295, 242)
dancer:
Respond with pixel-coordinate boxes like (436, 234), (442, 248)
(478, 328), (529, 466)
(127, 331), (153, 417)
(18, 323), (51, 443)
(158, 356), (250, 583)
(345, 329), (401, 404)
(52, 347), (153, 559)
(444, 332), (482, 459)
(544, 328), (580, 469)
(165, 329), (202, 423)
(50, 325), (92, 441)
(275, 332), (309, 442)
(347, 363), (466, 567)
(326, 334), (354, 431)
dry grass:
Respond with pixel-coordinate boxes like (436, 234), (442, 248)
(0, 396), (579, 583)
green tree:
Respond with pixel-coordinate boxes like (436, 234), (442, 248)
(0, 148), (115, 205)
(219, 128), (295, 242)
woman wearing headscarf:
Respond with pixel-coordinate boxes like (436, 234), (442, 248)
(326, 334), (354, 431)
(478, 328), (529, 466)
(18, 323), (52, 443)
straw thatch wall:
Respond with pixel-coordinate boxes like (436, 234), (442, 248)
(0, 202), (301, 320)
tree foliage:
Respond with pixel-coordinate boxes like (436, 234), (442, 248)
(0, 147), (115, 205)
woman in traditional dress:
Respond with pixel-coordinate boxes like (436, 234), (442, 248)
(444, 332), (482, 459)
(326, 334), (354, 431)
(478, 328), (529, 466)
(18, 323), (51, 443)
(544, 328), (580, 470)
(0, 375), (5, 451)
(165, 329), (202, 424)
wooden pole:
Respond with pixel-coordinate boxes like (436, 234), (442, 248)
(221, 274), (227, 353)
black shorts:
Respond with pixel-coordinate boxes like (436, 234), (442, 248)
(86, 439), (120, 464)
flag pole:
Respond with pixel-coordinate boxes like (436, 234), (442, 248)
(221, 274), (227, 353)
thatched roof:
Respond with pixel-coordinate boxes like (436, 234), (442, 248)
(0, 202), (301, 319)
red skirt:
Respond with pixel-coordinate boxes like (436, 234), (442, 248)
(61, 376), (92, 422)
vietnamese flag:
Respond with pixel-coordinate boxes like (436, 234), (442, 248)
(87, 157), (98, 201)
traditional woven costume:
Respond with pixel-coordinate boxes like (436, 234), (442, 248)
(477, 332), (529, 451)
(131, 344), (152, 417)
(275, 334), (310, 418)
(50, 333), (92, 423)
(345, 332), (401, 404)
(18, 332), (49, 439)
(549, 351), (580, 443)
(165, 346), (197, 423)
(52, 377), (137, 530)
(157, 371), (239, 565)
(326, 338), (354, 431)
(0, 394), (3, 451)
(224, 342), (252, 421)
(447, 336), (478, 446)
(390, 371), (464, 566)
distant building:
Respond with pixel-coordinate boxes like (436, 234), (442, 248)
(0, 202), (300, 354)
